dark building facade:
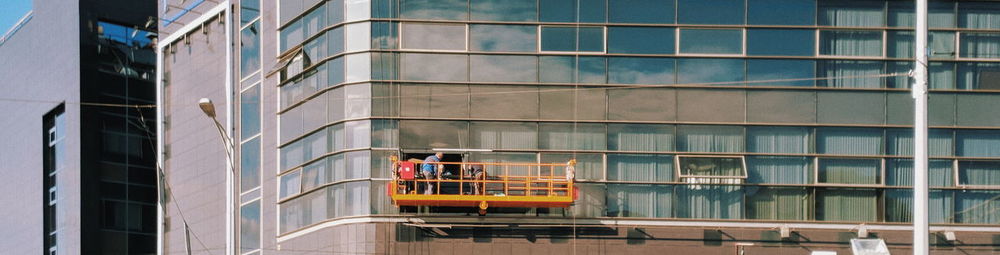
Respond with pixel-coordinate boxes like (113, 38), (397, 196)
(0, 0), (158, 254)
(158, 0), (1000, 254)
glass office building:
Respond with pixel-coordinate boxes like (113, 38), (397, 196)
(160, 0), (1000, 254)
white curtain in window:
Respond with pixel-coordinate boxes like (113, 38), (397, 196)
(886, 129), (953, 156)
(817, 128), (882, 155)
(959, 161), (1000, 186)
(929, 62), (956, 89)
(817, 60), (883, 88)
(955, 191), (1000, 224)
(819, 158), (880, 184)
(676, 185), (743, 219)
(819, 0), (884, 27)
(960, 3), (1000, 29)
(746, 127), (809, 153)
(820, 30), (883, 56)
(747, 156), (811, 184)
(608, 124), (674, 152)
(817, 189), (877, 222)
(957, 130), (1000, 157)
(607, 154), (674, 182)
(886, 159), (954, 187)
(677, 126), (743, 152)
(540, 123), (606, 150)
(746, 187), (807, 220)
(471, 122), (538, 150)
(960, 33), (1000, 59)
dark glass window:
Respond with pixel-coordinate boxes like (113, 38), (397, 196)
(957, 62), (1000, 90)
(608, 27), (674, 54)
(608, 57), (675, 84)
(470, 55), (538, 82)
(241, 0), (260, 25)
(679, 29), (742, 54)
(541, 26), (604, 52)
(677, 0), (744, 25)
(609, 0), (675, 24)
(539, 0), (606, 23)
(470, 24), (536, 52)
(747, 29), (814, 56)
(240, 22), (262, 78)
(677, 59), (744, 84)
(401, 0), (469, 20)
(471, 0), (536, 21)
(747, 59), (815, 87)
(888, 0), (956, 28)
(748, 0), (815, 25)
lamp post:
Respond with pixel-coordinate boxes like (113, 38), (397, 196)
(199, 98), (236, 255)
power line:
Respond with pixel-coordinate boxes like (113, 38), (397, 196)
(0, 97), (156, 108)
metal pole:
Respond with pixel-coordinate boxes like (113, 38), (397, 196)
(912, 0), (929, 254)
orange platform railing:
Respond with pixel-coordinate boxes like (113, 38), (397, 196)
(388, 157), (577, 214)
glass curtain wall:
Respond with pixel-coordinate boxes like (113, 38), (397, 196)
(270, 0), (1000, 235)
(239, 0), (262, 254)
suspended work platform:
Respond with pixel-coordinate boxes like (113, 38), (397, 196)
(387, 156), (577, 215)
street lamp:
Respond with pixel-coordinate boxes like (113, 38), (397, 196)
(198, 98), (236, 255)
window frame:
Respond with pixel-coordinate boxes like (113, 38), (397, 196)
(537, 25), (607, 54)
(398, 22), (469, 52)
(814, 157), (886, 187)
(674, 155), (748, 180)
(676, 27), (747, 57)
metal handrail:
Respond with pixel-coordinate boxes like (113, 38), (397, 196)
(390, 159), (575, 197)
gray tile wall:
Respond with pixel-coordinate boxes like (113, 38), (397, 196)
(0, 0), (82, 254)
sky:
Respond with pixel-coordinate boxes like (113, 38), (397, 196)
(0, 0), (32, 37)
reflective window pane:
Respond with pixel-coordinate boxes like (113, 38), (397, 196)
(471, 0), (536, 21)
(241, 0), (260, 25)
(400, 120), (469, 149)
(608, 27), (674, 54)
(819, 30), (883, 57)
(240, 137), (261, 191)
(240, 201), (261, 253)
(608, 57), (675, 84)
(816, 188), (878, 222)
(539, 123), (606, 150)
(679, 29), (742, 55)
(541, 26), (604, 52)
(676, 125), (744, 153)
(817, 60), (884, 88)
(471, 85), (539, 119)
(241, 86), (261, 136)
(677, 0), (744, 25)
(607, 154), (674, 182)
(677, 58), (744, 85)
(747, 59), (815, 87)
(279, 171), (301, 199)
(241, 22), (261, 77)
(470, 24), (536, 52)
(401, 53), (468, 81)
(609, 0), (675, 24)
(539, 86), (607, 120)
(471, 55), (538, 82)
(539, 56), (607, 83)
(400, 84), (470, 118)
(470, 122), (538, 150)
(540, 0), (606, 23)
(747, 29), (814, 56)
(608, 88), (676, 121)
(748, 0), (815, 25)
(401, 0), (469, 20)
(401, 23), (466, 50)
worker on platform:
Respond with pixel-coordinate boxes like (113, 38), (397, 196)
(422, 152), (444, 194)
(468, 163), (485, 195)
